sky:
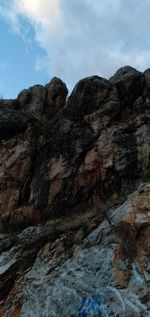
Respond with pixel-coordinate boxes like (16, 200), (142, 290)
(0, 0), (150, 98)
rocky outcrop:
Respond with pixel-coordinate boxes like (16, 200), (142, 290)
(17, 77), (68, 122)
(0, 66), (150, 230)
(0, 183), (149, 316)
(0, 65), (150, 316)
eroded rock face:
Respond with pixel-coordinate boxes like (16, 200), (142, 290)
(17, 77), (68, 122)
(0, 184), (149, 316)
(0, 66), (149, 229)
(0, 66), (150, 316)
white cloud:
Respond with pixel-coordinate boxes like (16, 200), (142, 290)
(0, 0), (61, 39)
(1, 0), (150, 89)
(14, 0), (61, 44)
(108, 46), (150, 72)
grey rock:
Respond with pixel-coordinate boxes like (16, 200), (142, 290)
(110, 65), (144, 107)
(110, 65), (140, 82)
(46, 76), (68, 113)
(19, 185), (150, 317)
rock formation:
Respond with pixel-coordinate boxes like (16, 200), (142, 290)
(0, 66), (150, 316)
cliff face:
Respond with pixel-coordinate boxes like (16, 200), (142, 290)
(0, 66), (150, 230)
(0, 184), (150, 316)
(0, 66), (150, 316)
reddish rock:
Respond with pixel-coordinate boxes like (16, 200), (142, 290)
(0, 66), (149, 228)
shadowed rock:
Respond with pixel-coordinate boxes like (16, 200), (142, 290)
(0, 65), (149, 228)
(0, 106), (30, 139)
(0, 66), (150, 317)
(17, 77), (68, 122)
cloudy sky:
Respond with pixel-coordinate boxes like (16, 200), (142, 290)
(0, 0), (150, 98)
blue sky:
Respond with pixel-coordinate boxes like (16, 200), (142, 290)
(0, 0), (150, 99)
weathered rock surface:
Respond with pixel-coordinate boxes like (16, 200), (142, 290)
(17, 77), (68, 122)
(0, 66), (150, 230)
(0, 66), (150, 316)
(0, 184), (149, 316)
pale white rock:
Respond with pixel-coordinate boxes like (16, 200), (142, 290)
(19, 185), (150, 317)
